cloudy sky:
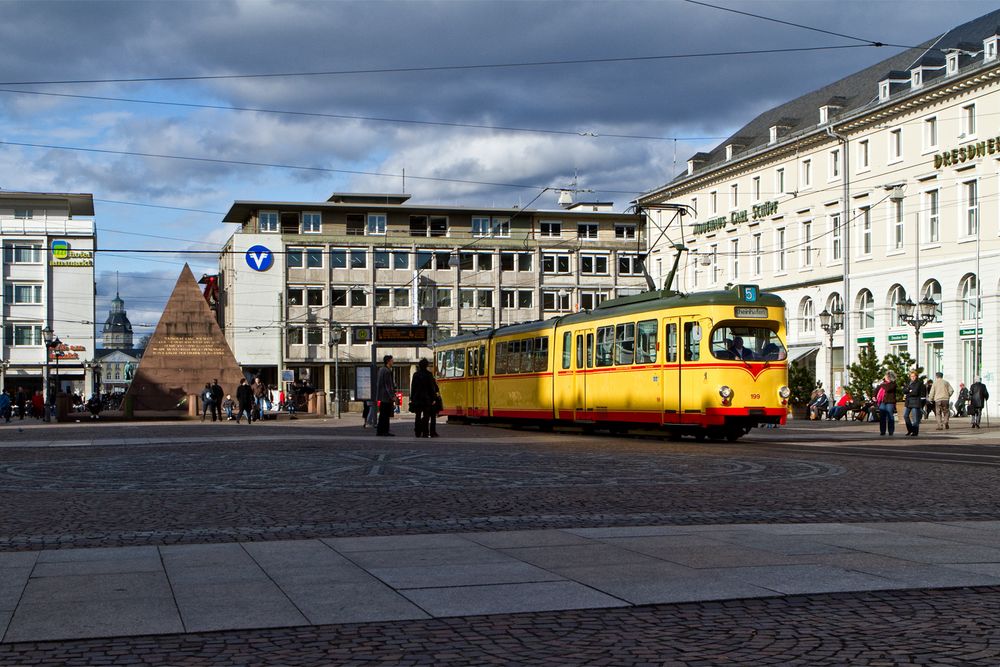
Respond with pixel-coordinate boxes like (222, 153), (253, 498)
(1, 0), (997, 338)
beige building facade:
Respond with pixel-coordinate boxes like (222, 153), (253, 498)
(640, 10), (1000, 411)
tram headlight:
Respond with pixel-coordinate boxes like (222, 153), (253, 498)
(778, 385), (791, 399)
(719, 385), (733, 399)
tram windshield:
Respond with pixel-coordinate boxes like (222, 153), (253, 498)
(709, 325), (786, 361)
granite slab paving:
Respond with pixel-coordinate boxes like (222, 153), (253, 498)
(4, 520), (1000, 644)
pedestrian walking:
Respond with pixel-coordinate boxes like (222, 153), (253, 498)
(876, 371), (898, 436)
(928, 372), (954, 430)
(969, 377), (989, 429)
(375, 355), (397, 436)
(14, 386), (27, 420)
(0, 389), (12, 423)
(409, 358), (439, 438)
(251, 376), (268, 421)
(902, 370), (925, 436)
(200, 383), (216, 422)
(235, 378), (254, 424)
(31, 390), (44, 419)
(211, 379), (224, 422)
(922, 379), (935, 418)
(955, 383), (970, 417)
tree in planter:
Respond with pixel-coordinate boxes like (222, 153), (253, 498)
(847, 342), (883, 402)
(882, 350), (923, 382)
(787, 361), (817, 415)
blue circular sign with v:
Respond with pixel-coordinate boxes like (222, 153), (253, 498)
(246, 245), (274, 272)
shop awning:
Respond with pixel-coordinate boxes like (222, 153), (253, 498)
(786, 346), (820, 364)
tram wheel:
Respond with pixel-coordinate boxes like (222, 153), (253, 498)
(725, 428), (743, 442)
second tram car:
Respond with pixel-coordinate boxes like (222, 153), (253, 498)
(435, 285), (789, 440)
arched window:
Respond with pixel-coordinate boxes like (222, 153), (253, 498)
(887, 285), (907, 327)
(826, 292), (843, 316)
(961, 274), (981, 320)
(800, 297), (815, 335)
(857, 289), (874, 330)
(922, 279), (942, 323)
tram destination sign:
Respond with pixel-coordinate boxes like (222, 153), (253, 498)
(734, 307), (768, 318)
(375, 325), (430, 344)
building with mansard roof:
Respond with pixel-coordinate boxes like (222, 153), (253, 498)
(638, 9), (1000, 411)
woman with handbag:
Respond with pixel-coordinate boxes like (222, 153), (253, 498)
(876, 371), (898, 436)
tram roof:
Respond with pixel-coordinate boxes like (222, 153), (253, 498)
(433, 288), (784, 347)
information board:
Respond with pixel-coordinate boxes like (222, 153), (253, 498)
(374, 325), (430, 344)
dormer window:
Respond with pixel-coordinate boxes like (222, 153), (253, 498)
(947, 52), (959, 75)
(819, 106), (836, 124)
(879, 82), (890, 101)
(985, 36), (998, 61)
(769, 126), (779, 144)
(911, 69), (923, 89)
(686, 152), (710, 176)
(726, 145), (735, 160)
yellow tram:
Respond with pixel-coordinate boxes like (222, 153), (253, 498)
(434, 285), (789, 440)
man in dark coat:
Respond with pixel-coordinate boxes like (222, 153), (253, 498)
(235, 378), (254, 425)
(211, 379), (224, 422)
(970, 377), (989, 429)
(409, 358), (439, 438)
(375, 355), (397, 436)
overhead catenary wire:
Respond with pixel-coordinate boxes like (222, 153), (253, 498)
(0, 88), (726, 143)
(0, 44), (892, 87)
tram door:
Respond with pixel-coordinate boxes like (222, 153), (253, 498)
(573, 329), (593, 420)
(468, 345), (488, 418)
(662, 318), (681, 424)
(679, 319), (705, 418)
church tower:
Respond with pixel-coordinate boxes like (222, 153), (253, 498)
(102, 289), (134, 350)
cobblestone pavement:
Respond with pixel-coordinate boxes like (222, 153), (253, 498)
(1, 586), (997, 665)
(1, 421), (999, 551)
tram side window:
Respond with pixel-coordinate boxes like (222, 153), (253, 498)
(539, 337), (551, 371)
(562, 332), (572, 369)
(495, 342), (507, 375)
(595, 326), (614, 367)
(523, 339), (534, 373)
(665, 323), (678, 363)
(455, 347), (465, 376)
(576, 335), (584, 369)
(684, 322), (701, 361)
(468, 347), (478, 376)
(636, 319), (657, 363)
(615, 323), (635, 365)
(479, 345), (487, 375)
(436, 351), (445, 374)
(586, 333), (594, 368)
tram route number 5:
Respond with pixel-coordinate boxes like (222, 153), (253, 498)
(738, 284), (759, 303)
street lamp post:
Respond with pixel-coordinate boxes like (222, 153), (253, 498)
(42, 327), (61, 422)
(0, 358), (9, 393)
(330, 324), (342, 419)
(818, 308), (844, 393)
(896, 297), (937, 374)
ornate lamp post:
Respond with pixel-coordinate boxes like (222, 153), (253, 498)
(818, 307), (844, 393)
(0, 358), (9, 393)
(896, 296), (937, 374)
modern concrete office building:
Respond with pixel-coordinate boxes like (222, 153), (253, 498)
(218, 192), (646, 409)
(0, 191), (97, 397)
(638, 9), (1000, 409)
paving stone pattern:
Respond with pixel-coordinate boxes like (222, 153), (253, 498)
(1, 423), (999, 551)
(1, 587), (998, 666)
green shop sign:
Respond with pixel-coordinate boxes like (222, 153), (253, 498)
(888, 333), (908, 342)
(922, 331), (944, 340)
(959, 327), (983, 336)
(694, 200), (778, 235)
(857, 336), (875, 343)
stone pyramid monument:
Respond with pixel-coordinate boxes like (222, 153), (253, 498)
(125, 264), (244, 411)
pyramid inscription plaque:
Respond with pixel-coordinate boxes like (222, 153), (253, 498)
(125, 264), (245, 411)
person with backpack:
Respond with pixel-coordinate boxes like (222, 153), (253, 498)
(200, 383), (216, 422)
